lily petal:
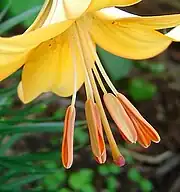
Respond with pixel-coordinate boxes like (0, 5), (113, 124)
(63, 0), (91, 19)
(52, 34), (85, 97)
(0, 20), (73, 82)
(0, 51), (28, 81)
(117, 15), (180, 30)
(88, 0), (141, 12)
(91, 18), (172, 59)
(17, 82), (25, 103)
(42, 0), (71, 25)
(20, 38), (61, 103)
(95, 7), (136, 20)
(0, 20), (73, 52)
(26, 0), (53, 32)
(95, 7), (180, 30)
(166, 26), (180, 42)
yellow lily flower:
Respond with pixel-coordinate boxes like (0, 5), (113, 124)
(1, 0), (180, 168)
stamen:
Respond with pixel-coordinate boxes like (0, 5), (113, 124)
(75, 23), (106, 160)
(62, 32), (77, 169)
(90, 70), (124, 166)
(69, 32), (77, 106)
(62, 105), (76, 169)
(76, 20), (108, 95)
(95, 150), (107, 164)
(95, 53), (118, 95)
(77, 28), (107, 94)
(84, 80), (90, 99)
(129, 114), (151, 147)
(85, 99), (106, 158)
(116, 93), (160, 143)
(76, 21), (125, 166)
(92, 65), (107, 94)
(72, 24), (94, 101)
(85, 32), (118, 95)
(103, 93), (137, 143)
(42, 0), (59, 26)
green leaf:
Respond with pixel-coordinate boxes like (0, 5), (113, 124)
(82, 184), (95, 192)
(59, 188), (72, 192)
(108, 164), (120, 175)
(0, 158), (54, 174)
(75, 128), (88, 145)
(125, 154), (134, 164)
(0, 174), (46, 190)
(0, 6), (41, 35)
(0, 0), (11, 22)
(140, 179), (153, 192)
(4, 102), (47, 117)
(98, 165), (110, 176)
(128, 168), (142, 182)
(136, 61), (165, 74)
(1, 0), (43, 27)
(43, 175), (60, 190)
(0, 170), (18, 185)
(107, 176), (118, 190)
(44, 162), (58, 169)
(97, 47), (133, 81)
(1, 151), (59, 162)
(128, 78), (157, 101)
(0, 134), (23, 155)
(149, 63), (165, 74)
(43, 168), (67, 190)
(53, 170), (67, 184)
(0, 121), (85, 134)
(53, 108), (66, 119)
(69, 173), (83, 190)
(68, 169), (93, 190)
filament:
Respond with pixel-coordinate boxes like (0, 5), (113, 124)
(72, 24), (94, 101)
(93, 65), (107, 94)
(69, 32), (77, 106)
(86, 32), (118, 95)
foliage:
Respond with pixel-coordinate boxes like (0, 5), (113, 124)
(128, 78), (157, 101)
(1, 0), (43, 28)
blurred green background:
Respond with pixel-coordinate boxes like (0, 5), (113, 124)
(0, 0), (180, 191)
